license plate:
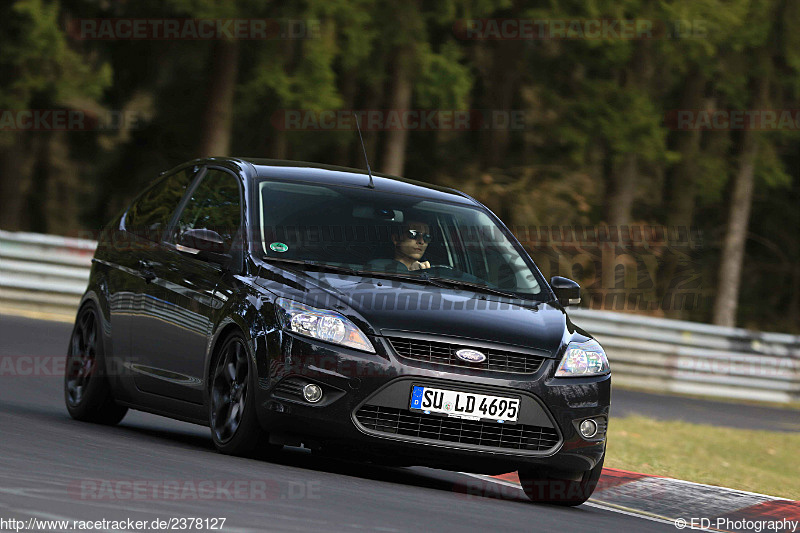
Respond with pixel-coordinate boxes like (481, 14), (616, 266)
(409, 385), (520, 424)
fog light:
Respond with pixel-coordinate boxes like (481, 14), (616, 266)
(302, 383), (323, 403)
(579, 419), (598, 438)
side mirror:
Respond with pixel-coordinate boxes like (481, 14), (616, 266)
(177, 228), (231, 267)
(550, 276), (581, 307)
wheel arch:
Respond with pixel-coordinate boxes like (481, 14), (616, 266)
(206, 320), (248, 392)
(203, 286), (274, 408)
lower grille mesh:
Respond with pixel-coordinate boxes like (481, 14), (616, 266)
(355, 404), (559, 451)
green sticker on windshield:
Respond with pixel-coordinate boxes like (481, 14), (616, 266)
(270, 242), (289, 253)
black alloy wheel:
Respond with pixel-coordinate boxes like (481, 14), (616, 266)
(211, 336), (250, 443)
(64, 303), (127, 424)
(66, 307), (97, 406)
(209, 332), (275, 456)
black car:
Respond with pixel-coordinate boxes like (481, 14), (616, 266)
(64, 158), (610, 505)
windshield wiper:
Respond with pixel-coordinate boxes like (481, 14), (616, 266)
(263, 258), (535, 300)
(261, 257), (362, 276)
(426, 277), (528, 300)
(356, 269), (453, 288)
(264, 258), (449, 287)
(361, 269), (521, 298)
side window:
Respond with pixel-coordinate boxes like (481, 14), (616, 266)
(125, 169), (194, 242)
(171, 169), (242, 252)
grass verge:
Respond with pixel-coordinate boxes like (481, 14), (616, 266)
(605, 415), (800, 500)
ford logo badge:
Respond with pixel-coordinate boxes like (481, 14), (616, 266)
(455, 349), (487, 364)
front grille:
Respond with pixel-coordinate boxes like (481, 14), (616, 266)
(355, 405), (559, 452)
(387, 336), (545, 374)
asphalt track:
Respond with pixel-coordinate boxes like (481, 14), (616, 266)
(612, 389), (800, 433)
(1, 314), (780, 533)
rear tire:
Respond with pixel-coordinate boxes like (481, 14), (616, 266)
(518, 454), (605, 506)
(209, 332), (275, 457)
(64, 302), (128, 425)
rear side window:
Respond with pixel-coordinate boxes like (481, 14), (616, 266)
(171, 169), (242, 252)
(125, 169), (195, 242)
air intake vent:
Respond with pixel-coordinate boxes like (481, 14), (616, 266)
(273, 378), (305, 399)
(355, 405), (559, 452)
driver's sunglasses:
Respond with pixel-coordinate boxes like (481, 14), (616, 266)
(405, 229), (433, 243)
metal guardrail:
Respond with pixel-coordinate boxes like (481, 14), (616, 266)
(1, 229), (798, 403)
(0, 230), (93, 318)
(569, 309), (800, 403)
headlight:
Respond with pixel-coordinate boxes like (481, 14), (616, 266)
(555, 339), (609, 377)
(275, 298), (375, 353)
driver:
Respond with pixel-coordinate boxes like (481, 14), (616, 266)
(365, 220), (432, 272)
(392, 221), (432, 271)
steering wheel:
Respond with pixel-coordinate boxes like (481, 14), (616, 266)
(424, 265), (489, 286)
(424, 264), (463, 276)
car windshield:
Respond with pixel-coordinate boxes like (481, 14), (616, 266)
(255, 180), (544, 299)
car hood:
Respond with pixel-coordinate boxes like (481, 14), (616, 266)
(255, 267), (571, 357)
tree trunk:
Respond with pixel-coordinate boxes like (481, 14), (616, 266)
(197, 39), (239, 158)
(712, 71), (769, 327)
(24, 132), (52, 233)
(665, 71), (706, 229)
(333, 70), (358, 167)
(657, 71), (707, 317)
(269, 130), (288, 159)
(480, 41), (522, 168)
(602, 43), (654, 227)
(712, 130), (759, 327)
(604, 153), (638, 227)
(0, 145), (26, 230)
(362, 80), (384, 167)
(381, 46), (414, 176)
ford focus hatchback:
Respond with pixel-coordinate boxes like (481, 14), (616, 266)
(65, 158), (610, 505)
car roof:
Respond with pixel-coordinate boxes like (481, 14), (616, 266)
(215, 157), (478, 205)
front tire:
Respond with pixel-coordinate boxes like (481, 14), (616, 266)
(64, 302), (128, 425)
(518, 454), (605, 506)
(209, 332), (273, 456)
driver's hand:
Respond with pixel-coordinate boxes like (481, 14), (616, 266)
(409, 261), (430, 271)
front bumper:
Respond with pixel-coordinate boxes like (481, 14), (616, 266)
(253, 331), (610, 475)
